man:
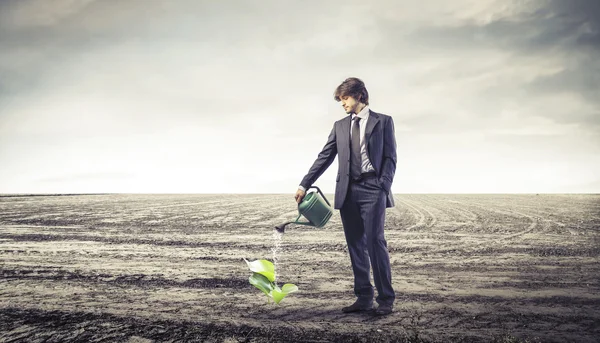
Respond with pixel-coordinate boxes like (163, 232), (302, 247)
(295, 77), (397, 316)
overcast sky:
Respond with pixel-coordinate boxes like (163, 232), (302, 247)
(1, 0), (599, 194)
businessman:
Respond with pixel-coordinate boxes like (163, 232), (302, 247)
(295, 77), (397, 315)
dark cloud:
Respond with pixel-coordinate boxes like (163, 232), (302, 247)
(0, 0), (344, 109)
(0, 1), (216, 100)
(382, 0), (600, 129)
(545, 0), (600, 48)
(399, 0), (600, 53)
(477, 0), (600, 53)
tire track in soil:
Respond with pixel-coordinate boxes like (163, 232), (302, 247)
(434, 197), (535, 239)
(393, 197), (427, 231)
(411, 197), (438, 229)
(411, 196), (481, 235)
(420, 197), (480, 224)
(501, 204), (592, 236)
(459, 200), (539, 241)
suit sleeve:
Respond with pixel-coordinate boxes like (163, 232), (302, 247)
(379, 116), (397, 195)
(299, 123), (338, 190)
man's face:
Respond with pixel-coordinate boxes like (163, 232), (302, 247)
(340, 95), (360, 114)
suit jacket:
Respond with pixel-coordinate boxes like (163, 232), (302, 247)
(300, 109), (397, 209)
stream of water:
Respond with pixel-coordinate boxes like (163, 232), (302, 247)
(271, 230), (284, 285)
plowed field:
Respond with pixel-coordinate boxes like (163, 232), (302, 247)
(1, 194), (599, 342)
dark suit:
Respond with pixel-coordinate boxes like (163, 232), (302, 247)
(300, 109), (397, 306)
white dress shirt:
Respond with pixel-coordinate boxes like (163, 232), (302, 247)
(350, 105), (376, 175)
(298, 105), (374, 192)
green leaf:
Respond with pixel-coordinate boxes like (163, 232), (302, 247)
(270, 283), (299, 304)
(244, 258), (276, 282)
(248, 272), (274, 296)
(281, 283), (298, 294)
(271, 288), (286, 304)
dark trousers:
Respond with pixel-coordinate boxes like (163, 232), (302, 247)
(340, 175), (395, 306)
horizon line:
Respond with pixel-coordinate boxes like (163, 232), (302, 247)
(1, 192), (599, 197)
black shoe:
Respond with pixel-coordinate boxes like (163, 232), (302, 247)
(342, 300), (373, 313)
(374, 304), (393, 316)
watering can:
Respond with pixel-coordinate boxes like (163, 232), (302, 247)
(275, 186), (333, 233)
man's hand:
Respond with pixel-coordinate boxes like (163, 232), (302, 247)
(295, 189), (306, 204)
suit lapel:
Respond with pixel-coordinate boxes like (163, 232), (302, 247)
(365, 110), (380, 153)
(341, 114), (352, 157)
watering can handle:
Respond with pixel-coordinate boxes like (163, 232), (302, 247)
(307, 186), (331, 207)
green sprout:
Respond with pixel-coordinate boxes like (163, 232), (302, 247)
(244, 258), (298, 304)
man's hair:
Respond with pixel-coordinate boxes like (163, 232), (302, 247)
(334, 77), (369, 105)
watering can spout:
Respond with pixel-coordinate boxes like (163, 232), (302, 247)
(275, 222), (290, 233)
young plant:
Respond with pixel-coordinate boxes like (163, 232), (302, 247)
(244, 258), (298, 304)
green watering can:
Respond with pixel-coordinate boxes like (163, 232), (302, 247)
(275, 186), (333, 233)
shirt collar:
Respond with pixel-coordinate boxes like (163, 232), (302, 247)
(352, 105), (369, 120)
